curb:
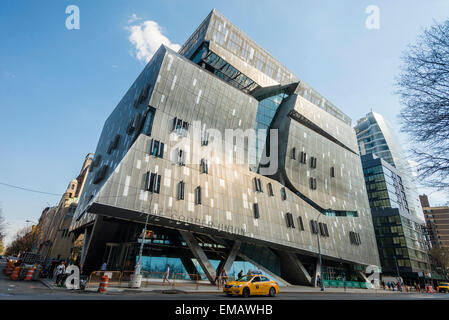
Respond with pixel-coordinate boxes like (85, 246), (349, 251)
(40, 279), (54, 290)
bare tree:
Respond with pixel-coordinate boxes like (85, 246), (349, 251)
(396, 19), (449, 190)
(4, 226), (39, 256)
(430, 247), (449, 279)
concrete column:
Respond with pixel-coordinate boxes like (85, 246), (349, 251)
(274, 250), (312, 285)
(238, 252), (291, 286)
(179, 230), (216, 284)
(222, 240), (241, 275)
(358, 271), (374, 289)
(80, 227), (91, 270)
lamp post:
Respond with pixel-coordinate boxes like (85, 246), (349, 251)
(393, 255), (402, 292)
(316, 209), (330, 292)
(132, 189), (154, 287)
(25, 220), (38, 253)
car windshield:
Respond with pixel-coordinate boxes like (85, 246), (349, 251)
(236, 276), (253, 282)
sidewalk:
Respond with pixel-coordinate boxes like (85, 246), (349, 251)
(40, 277), (417, 295)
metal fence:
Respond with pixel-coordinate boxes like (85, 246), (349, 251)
(87, 270), (211, 290)
(87, 271), (122, 288)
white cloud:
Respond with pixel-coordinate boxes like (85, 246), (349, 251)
(128, 13), (141, 24)
(127, 19), (181, 63)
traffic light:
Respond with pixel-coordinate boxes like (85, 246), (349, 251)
(144, 230), (152, 239)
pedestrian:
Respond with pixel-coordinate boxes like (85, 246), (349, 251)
(100, 262), (107, 271)
(54, 261), (66, 286)
(48, 259), (57, 279)
(387, 281), (391, 290)
(391, 282), (395, 291)
(317, 275), (322, 288)
(238, 270), (243, 279)
(381, 281), (385, 290)
(220, 268), (228, 286)
(397, 281), (402, 292)
(162, 264), (170, 285)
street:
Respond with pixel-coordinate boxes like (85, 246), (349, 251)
(2, 260), (449, 300)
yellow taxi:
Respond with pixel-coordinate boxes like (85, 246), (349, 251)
(223, 274), (280, 297)
(438, 282), (449, 293)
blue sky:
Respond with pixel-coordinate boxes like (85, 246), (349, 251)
(1, 0), (448, 245)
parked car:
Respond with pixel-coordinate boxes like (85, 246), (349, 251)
(438, 282), (449, 293)
(7, 256), (19, 264)
(223, 274), (280, 297)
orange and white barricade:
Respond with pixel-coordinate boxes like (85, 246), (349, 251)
(24, 266), (36, 281)
(97, 275), (109, 293)
(10, 267), (21, 280)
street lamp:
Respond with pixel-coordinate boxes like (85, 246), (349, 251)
(132, 187), (155, 287)
(393, 255), (402, 292)
(316, 209), (330, 292)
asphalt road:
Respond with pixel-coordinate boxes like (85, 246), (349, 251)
(1, 259), (448, 300)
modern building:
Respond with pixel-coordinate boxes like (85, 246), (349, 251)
(70, 9), (379, 287)
(361, 154), (430, 283)
(355, 111), (424, 223)
(35, 153), (93, 262)
(420, 194), (449, 249)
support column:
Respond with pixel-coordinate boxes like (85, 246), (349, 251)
(166, 230), (198, 279)
(358, 271), (374, 289)
(179, 230), (216, 284)
(223, 241), (241, 275)
(274, 250), (312, 285)
(238, 252), (291, 286)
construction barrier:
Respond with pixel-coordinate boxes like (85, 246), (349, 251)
(4, 262), (13, 275)
(87, 271), (121, 288)
(24, 266), (36, 281)
(119, 271), (168, 287)
(10, 267), (21, 280)
(97, 275), (109, 293)
(32, 266), (42, 280)
(172, 273), (200, 290)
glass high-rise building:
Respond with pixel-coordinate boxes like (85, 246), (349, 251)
(70, 9), (379, 287)
(361, 154), (430, 283)
(355, 112), (425, 222)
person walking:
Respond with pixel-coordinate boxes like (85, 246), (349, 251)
(237, 270), (243, 279)
(100, 262), (107, 271)
(219, 268), (228, 287)
(162, 264), (170, 285)
(54, 261), (66, 287)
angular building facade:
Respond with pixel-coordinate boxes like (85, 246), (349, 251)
(354, 112), (425, 222)
(70, 9), (379, 286)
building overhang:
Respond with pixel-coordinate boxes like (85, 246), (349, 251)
(86, 201), (372, 267)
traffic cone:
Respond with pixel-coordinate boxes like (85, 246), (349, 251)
(97, 275), (109, 293)
(24, 266), (36, 281)
(10, 267), (21, 280)
(4, 262), (12, 275)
